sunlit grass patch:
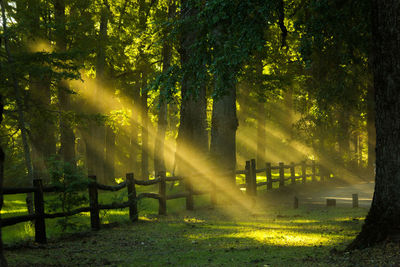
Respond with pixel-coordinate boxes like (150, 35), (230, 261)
(4, 201), (371, 266)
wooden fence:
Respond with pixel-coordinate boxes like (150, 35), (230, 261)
(1, 159), (330, 244)
(236, 159), (330, 196)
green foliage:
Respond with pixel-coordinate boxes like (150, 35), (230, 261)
(46, 158), (90, 232)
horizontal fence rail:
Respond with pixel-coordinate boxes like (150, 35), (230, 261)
(235, 159), (331, 197)
(1, 159), (332, 244)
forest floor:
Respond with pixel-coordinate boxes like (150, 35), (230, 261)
(4, 179), (400, 266)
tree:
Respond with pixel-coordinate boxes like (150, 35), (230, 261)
(348, 0), (400, 249)
(55, 0), (76, 166)
(154, 1), (176, 174)
(175, 0), (208, 175)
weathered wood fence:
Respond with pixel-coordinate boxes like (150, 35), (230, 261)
(1, 159), (330, 244)
(1, 171), (215, 244)
(236, 159), (331, 196)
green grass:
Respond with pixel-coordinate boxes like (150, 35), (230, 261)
(1, 182), (212, 245)
(5, 178), (393, 266)
(1, 174), (327, 245)
(4, 202), (373, 266)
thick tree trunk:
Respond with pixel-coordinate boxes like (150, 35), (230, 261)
(30, 75), (55, 181)
(136, 0), (151, 179)
(0, 95), (8, 266)
(348, 0), (400, 249)
(210, 87), (238, 181)
(86, 2), (108, 182)
(175, 0), (208, 175)
(55, 0), (75, 166)
(367, 84), (376, 171)
(154, 3), (175, 174)
(28, 0), (56, 181)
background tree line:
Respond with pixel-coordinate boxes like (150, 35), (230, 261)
(0, 0), (373, 189)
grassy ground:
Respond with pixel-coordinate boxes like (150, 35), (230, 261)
(3, 180), (400, 266)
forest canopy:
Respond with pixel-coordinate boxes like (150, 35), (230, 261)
(0, 0), (372, 188)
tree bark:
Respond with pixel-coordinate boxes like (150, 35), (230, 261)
(130, 84), (140, 176)
(55, 0), (76, 166)
(348, 0), (400, 249)
(154, 3), (175, 174)
(86, 1), (109, 182)
(255, 57), (266, 168)
(137, 0), (151, 179)
(28, 0), (56, 181)
(367, 84), (376, 171)
(175, 0), (208, 175)
(140, 72), (149, 180)
(94, 2), (109, 183)
(210, 87), (238, 181)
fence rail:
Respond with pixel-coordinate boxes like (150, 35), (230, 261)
(1, 159), (331, 244)
(235, 159), (330, 196)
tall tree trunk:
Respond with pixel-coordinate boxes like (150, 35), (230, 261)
(130, 83), (141, 175)
(154, 3), (175, 174)
(94, 2), (109, 183)
(28, 0), (56, 181)
(367, 84), (376, 172)
(348, 0), (400, 249)
(175, 0), (208, 176)
(55, 0), (75, 166)
(86, 2), (108, 182)
(0, 95), (8, 266)
(255, 57), (266, 168)
(210, 87), (238, 181)
(137, 0), (151, 179)
(140, 72), (149, 179)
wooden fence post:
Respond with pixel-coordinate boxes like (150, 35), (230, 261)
(88, 175), (100, 230)
(185, 176), (194, 211)
(250, 159), (257, 196)
(158, 171), (167, 215)
(311, 160), (316, 182)
(126, 173), (138, 222)
(279, 162), (285, 188)
(352, 194), (359, 208)
(301, 161), (307, 184)
(245, 161), (251, 196)
(33, 179), (46, 244)
(290, 162), (295, 184)
(266, 163), (272, 190)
